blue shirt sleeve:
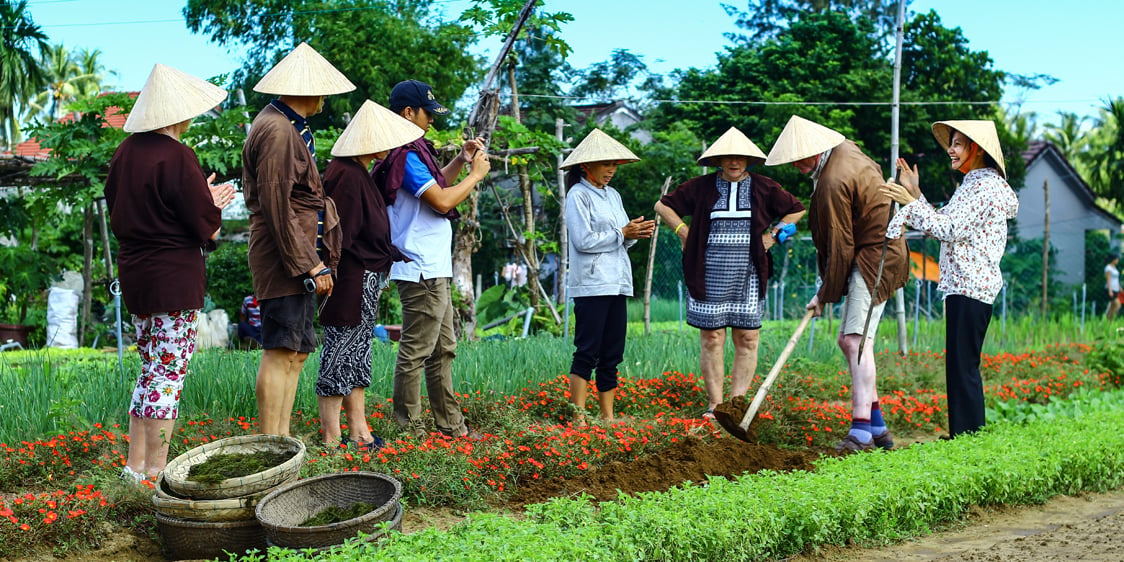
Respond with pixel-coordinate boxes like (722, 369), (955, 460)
(402, 151), (438, 197)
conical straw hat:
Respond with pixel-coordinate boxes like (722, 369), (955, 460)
(331, 100), (425, 157)
(931, 120), (1006, 178)
(560, 128), (640, 169)
(698, 127), (767, 167)
(253, 42), (356, 96)
(764, 115), (845, 166)
(123, 64), (228, 133)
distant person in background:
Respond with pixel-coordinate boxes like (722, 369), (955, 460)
(1106, 254), (1122, 321)
(105, 64), (231, 481)
(882, 119), (1019, 438)
(316, 100), (423, 450)
(237, 295), (262, 348)
(655, 127), (805, 419)
(562, 129), (654, 424)
(242, 43), (353, 436)
(766, 115), (908, 454)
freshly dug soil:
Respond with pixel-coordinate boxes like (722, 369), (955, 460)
(509, 433), (820, 505)
(187, 450), (296, 483)
(713, 395), (767, 441)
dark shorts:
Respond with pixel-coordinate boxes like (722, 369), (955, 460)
(260, 293), (317, 353)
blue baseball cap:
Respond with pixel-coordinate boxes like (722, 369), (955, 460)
(389, 80), (449, 116)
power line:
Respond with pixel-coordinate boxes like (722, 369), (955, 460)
(518, 93), (1105, 107)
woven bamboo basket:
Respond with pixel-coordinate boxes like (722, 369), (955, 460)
(163, 434), (305, 500)
(155, 511), (267, 560)
(255, 472), (402, 549)
(152, 472), (296, 522)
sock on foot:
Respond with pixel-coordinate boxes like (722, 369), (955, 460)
(870, 402), (887, 435)
(849, 419), (873, 443)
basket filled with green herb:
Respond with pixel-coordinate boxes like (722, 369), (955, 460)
(163, 434), (305, 500)
(255, 471), (402, 549)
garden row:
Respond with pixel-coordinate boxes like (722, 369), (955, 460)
(0, 340), (1119, 558)
(254, 386), (1124, 561)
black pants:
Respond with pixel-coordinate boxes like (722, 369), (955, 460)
(570, 295), (627, 392)
(945, 294), (992, 437)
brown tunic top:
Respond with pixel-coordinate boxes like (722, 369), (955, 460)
(242, 103), (340, 300)
(660, 171), (805, 301)
(318, 157), (403, 327)
(105, 132), (221, 315)
(808, 140), (908, 304)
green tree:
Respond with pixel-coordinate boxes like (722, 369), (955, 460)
(1086, 97), (1124, 207)
(0, 0), (48, 147)
(28, 43), (85, 121)
(1043, 112), (1088, 164)
(74, 48), (114, 97)
(721, 0), (903, 44)
(649, 10), (1012, 201)
(183, 0), (482, 127)
(27, 92), (136, 344)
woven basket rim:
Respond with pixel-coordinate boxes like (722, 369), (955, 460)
(255, 471), (403, 532)
(154, 473), (264, 504)
(164, 435), (305, 497)
(155, 510), (265, 528)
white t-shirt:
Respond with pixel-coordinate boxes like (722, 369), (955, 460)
(388, 151), (453, 282)
(1106, 263), (1120, 293)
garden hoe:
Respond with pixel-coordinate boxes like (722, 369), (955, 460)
(714, 308), (815, 443)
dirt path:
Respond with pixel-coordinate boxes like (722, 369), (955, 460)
(788, 488), (1124, 562)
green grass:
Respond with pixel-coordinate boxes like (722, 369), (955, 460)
(0, 313), (1116, 445)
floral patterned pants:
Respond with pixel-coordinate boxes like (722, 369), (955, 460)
(130, 309), (200, 420)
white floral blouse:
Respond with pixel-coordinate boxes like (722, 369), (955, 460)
(886, 167), (1018, 305)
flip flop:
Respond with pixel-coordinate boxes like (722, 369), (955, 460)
(702, 408), (716, 420)
(357, 435), (385, 451)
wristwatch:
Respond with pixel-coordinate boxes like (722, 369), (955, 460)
(303, 267), (332, 292)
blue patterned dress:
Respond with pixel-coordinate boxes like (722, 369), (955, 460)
(686, 176), (763, 330)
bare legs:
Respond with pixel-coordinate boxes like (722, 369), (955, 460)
(316, 389), (373, 446)
(700, 327), (762, 410)
(125, 415), (177, 478)
(256, 347), (309, 436)
(568, 374), (618, 423)
(838, 333), (877, 421)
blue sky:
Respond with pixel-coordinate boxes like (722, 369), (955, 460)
(25, 0), (1123, 128)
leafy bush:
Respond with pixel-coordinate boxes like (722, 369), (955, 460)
(205, 241), (253, 314)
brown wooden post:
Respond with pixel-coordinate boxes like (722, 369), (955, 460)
(1041, 178), (1050, 318)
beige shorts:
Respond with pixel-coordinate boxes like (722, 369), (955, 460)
(838, 267), (885, 337)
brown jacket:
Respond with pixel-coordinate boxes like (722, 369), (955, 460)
(105, 133), (222, 315)
(242, 103), (340, 300)
(809, 140), (907, 304)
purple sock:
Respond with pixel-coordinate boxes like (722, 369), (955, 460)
(870, 402), (887, 435)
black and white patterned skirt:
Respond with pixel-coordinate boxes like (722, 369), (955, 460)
(315, 270), (385, 397)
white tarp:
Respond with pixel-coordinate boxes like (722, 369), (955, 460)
(46, 287), (79, 348)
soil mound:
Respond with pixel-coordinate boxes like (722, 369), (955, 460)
(510, 434), (820, 505)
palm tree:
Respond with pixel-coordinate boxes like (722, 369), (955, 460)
(30, 43), (84, 121)
(1087, 97), (1124, 207)
(0, 0), (48, 147)
(74, 47), (114, 97)
(1042, 111), (1088, 164)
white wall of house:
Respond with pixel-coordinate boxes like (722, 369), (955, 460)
(1017, 148), (1121, 286)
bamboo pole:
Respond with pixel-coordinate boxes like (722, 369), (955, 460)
(643, 177), (673, 335)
